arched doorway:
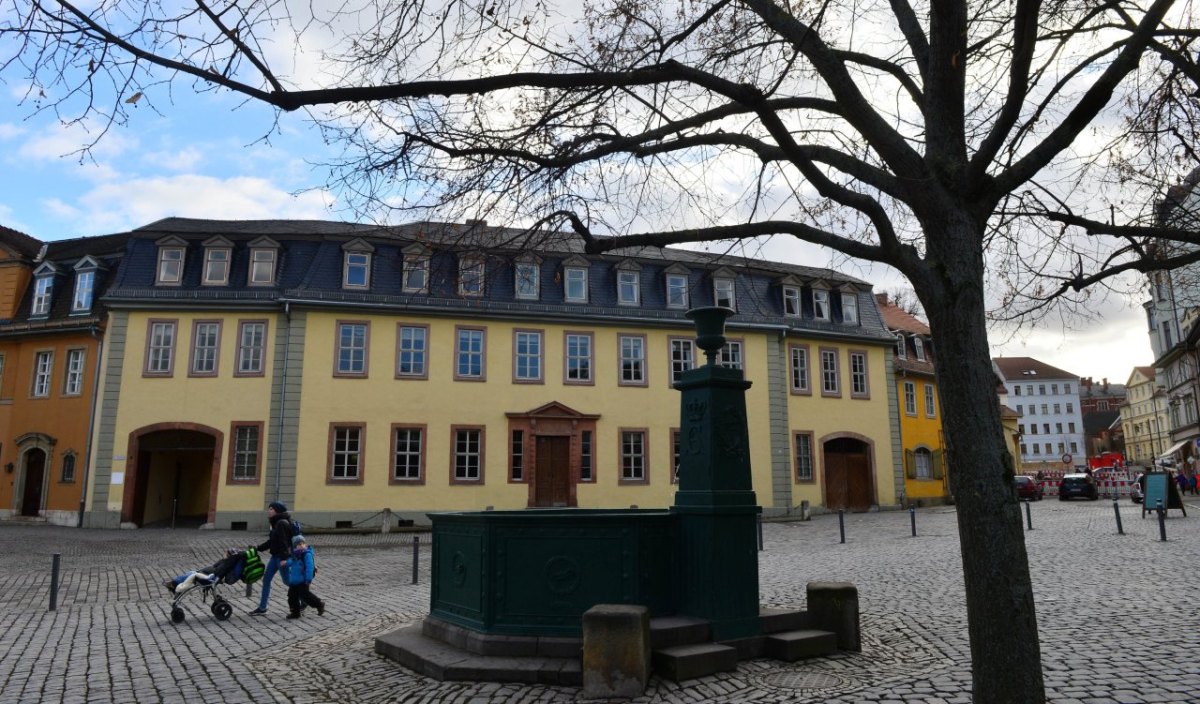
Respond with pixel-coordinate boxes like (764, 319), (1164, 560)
(122, 423), (223, 528)
(823, 435), (875, 512)
(19, 448), (47, 517)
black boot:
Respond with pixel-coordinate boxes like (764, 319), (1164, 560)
(286, 611), (302, 619)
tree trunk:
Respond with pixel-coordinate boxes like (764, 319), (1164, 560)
(920, 218), (1046, 703)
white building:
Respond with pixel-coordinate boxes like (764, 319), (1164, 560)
(1120, 366), (1169, 467)
(993, 357), (1086, 474)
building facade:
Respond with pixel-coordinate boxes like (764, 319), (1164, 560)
(71, 218), (904, 529)
(993, 357), (1086, 475)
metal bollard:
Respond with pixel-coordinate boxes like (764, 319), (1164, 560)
(411, 535), (420, 584)
(49, 553), (61, 611)
(838, 509), (846, 544)
(1024, 500), (1032, 530)
(1157, 499), (1167, 542)
(1112, 496), (1124, 535)
(910, 506), (916, 537)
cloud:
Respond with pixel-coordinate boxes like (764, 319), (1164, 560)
(992, 302), (1153, 384)
(51, 174), (336, 234)
(0, 123), (24, 140)
(141, 147), (204, 172)
(17, 120), (136, 163)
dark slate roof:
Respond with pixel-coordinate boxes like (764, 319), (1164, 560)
(0, 224), (43, 260)
(1, 233), (132, 331)
(993, 357), (1079, 382)
(101, 218), (895, 343)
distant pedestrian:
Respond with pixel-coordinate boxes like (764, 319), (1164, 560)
(1189, 473), (1198, 496)
(1175, 472), (1188, 495)
(249, 501), (295, 615)
(282, 535), (325, 619)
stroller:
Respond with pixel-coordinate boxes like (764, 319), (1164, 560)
(164, 547), (265, 624)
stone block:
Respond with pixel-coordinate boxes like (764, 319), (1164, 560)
(764, 629), (838, 661)
(806, 581), (860, 652)
(581, 604), (651, 699)
(651, 643), (738, 681)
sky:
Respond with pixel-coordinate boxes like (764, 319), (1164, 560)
(0, 77), (1158, 388)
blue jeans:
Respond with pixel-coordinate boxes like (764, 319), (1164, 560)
(257, 555), (281, 610)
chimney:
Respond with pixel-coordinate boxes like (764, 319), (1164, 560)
(1103, 378), (1108, 392)
(875, 292), (889, 306)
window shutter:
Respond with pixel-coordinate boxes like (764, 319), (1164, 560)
(905, 449), (916, 479)
(932, 449), (945, 479)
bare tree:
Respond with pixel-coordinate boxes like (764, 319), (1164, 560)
(7, 1), (1200, 701)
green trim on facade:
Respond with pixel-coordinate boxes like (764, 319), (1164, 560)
(884, 349), (906, 504)
(90, 310), (127, 516)
(766, 333), (793, 510)
(267, 310), (306, 508)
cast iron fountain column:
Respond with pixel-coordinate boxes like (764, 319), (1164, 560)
(671, 307), (761, 640)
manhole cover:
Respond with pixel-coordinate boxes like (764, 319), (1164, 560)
(757, 670), (845, 690)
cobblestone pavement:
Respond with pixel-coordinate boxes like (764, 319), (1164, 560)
(3, 498), (1199, 703)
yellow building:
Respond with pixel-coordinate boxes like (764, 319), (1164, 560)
(82, 219), (902, 529)
(875, 294), (948, 504)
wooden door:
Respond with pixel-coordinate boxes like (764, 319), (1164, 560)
(846, 451), (874, 512)
(534, 436), (571, 507)
(21, 449), (45, 517)
(825, 453), (849, 511)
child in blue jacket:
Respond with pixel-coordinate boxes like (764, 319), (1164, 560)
(282, 535), (325, 619)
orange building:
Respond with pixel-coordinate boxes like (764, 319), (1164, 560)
(0, 227), (128, 525)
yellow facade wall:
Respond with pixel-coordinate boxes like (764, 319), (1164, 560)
(898, 377), (947, 500)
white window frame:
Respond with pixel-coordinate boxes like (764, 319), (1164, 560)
(202, 247), (231, 286)
(813, 289), (830, 321)
(514, 261), (540, 300)
(157, 247), (185, 285)
(619, 334), (646, 385)
(459, 257), (485, 297)
(790, 345), (810, 393)
(924, 384), (936, 417)
(392, 427), (424, 482)
(249, 248), (277, 286)
(72, 271), (95, 313)
(146, 321), (176, 376)
(783, 286), (801, 317)
(617, 270), (640, 306)
(343, 252), (371, 289)
(841, 293), (858, 324)
(904, 381), (917, 415)
(331, 426), (363, 481)
(896, 334), (907, 360)
(620, 430), (647, 482)
(666, 274), (689, 309)
(232, 425), (261, 481)
(820, 348), (839, 395)
(64, 348), (85, 396)
(914, 336), (926, 362)
(236, 321), (267, 376)
(453, 428), (483, 481)
(396, 325), (428, 378)
(850, 351), (868, 397)
(670, 338), (695, 384)
(714, 277), (736, 310)
(190, 321), (221, 376)
(335, 322), (369, 376)
(32, 351), (53, 398)
(32, 277), (53, 316)
(719, 341), (743, 370)
(455, 328), (486, 380)
(564, 332), (593, 384)
(564, 266), (588, 303)
(915, 448), (933, 479)
(514, 330), (543, 382)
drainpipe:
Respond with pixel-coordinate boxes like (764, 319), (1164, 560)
(273, 302), (291, 502)
(78, 325), (104, 528)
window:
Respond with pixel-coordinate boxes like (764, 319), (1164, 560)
(396, 324), (429, 379)
(813, 289), (830, 321)
(620, 429), (647, 483)
(565, 266), (588, 302)
(32, 277), (52, 316)
(1069, 422), (1076, 433)
(1028, 405), (1036, 416)
(672, 429), (681, 483)
(459, 257), (485, 296)
(1043, 423), (1050, 434)
(580, 430), (594, 481)
(895, 335), (907, 360)
(850, 351), (868, 398)
(1020, 443), (1028, 455)
(1064, 383), (1072, 393)
(1038, 385), (1046, 395)
(1041, 404), (1048, 414)
(335, 322), (369, 376)
(790, 345), (811, 394)
(157, 247), (184, 285)
(60, 452), (76, 483)
(913, 337), (926, 362)
(719, 341), (743, 370)
(391, 426), (424, 483)
(841, 293), (858, 324)
(783, 286), (801, 316)
(666, 273), (689, 309)
(190, 321), (221, 376)
(1018, 424), (1025, 434)
(236, 321), (267, 376)
(1025, 384), (1032, 395)
(32, 351), (53, 398)
(1056, 423), (1063, 433)
(1051, 384), (1059, 394)
(249, 248), (277, 285)
(514, 330), (543, 382)
(145, 320), (177, 376)
(618, 270), (640, 305)
(203, 247), (231, 285)
(670, 338), (695, 384)
(514, 261), (539, 299)
(1029, 425), (1037, 435)
(72, 271), (95, 313)
(924, 384), (936, 417)
(1066, 402), (1074, 413)
(619, 335), (647, 386)
(904, 381), (916, 415)
(1057, 442), (1065, 454)
(1070, 442), (1078, 453)
(820, 348), (840, 396)
(565, 332), (593, 384)
(1044, 443), (1052, 454)
(510, 430), (524, 482)
(1017, 404), (1023, 414)
(452, 427), (484, 482)
(63, 348), (85, 396)
(914, 448), (933, 479)
(230, 424), (262, 482)
(403, 254), (429, 294)
(455, 327), (486, 380)
(794, 432), (814, 481)
(343, 252), (371, 289)
(1054, 403), (1061, 414)
(1014, 386), (1021, 396)
(714, 277), (736, 310)
(329, 425), (364, 482)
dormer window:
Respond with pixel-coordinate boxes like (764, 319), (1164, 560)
(616, 260), (641, 306)
(341, 238), (374, 289)
(32, 275), (53, 317)
(459, 256), (485, 297)
(563, 256), (589, 303)
(783, 286), (801, 316)
(403, 244), (431, 294)
(71, 256), (103, 314)
(914, 336), (926, 361)
(155, 236), (187, 285)
(202, 237), (233, 286)
(813, 288), (830, 321)
(248, 237), (279, 286)
(841, 292), (858, 324)
(665, 267), (690, 309)
(514, 257), (540, 300)
(896, 334), (907, 360)
(713, 270), (736, 310)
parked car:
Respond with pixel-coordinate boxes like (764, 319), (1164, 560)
(1015, 475), (1043, 501)
(1059, 473), (1099, 501)
(1131, 473), (1145, 504)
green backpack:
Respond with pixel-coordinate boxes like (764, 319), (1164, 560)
(241, 547), (265, 584)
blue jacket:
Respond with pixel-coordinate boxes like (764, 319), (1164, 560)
(282, 547), (315, 586)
